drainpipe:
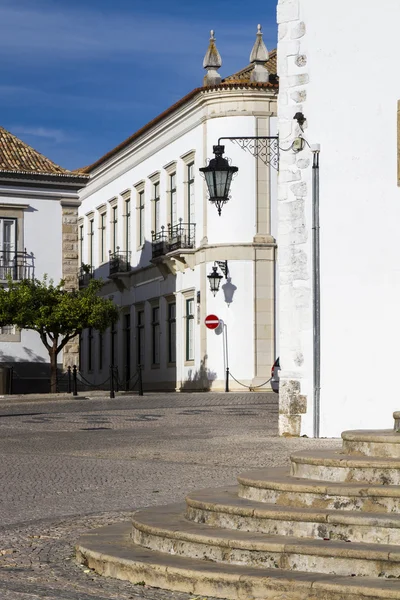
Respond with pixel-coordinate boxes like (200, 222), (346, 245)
(311, 144), (321, 438)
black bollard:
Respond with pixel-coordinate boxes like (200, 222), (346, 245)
(225, 367), (229, 393)
(109, 366), (115, 399)
(72, 365), (78, 396)
(138, 364), (143, 396)
(67, 366), (71, 394)
(124, 365), (129, 392)
(9, 366), (13, 395)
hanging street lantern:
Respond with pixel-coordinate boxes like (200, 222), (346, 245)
(207, 266), (224, 296)
(207, 261), (228, 296)
(199, 145), (238, 216)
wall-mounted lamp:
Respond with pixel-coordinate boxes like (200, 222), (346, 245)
(207, 260), (228, 296)
(199, 146), (238, 216)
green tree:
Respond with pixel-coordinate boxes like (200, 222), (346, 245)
(0, 277), (119, 393)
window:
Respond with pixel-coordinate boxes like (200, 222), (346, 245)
(88, 327), (93, 371)
(125, 198), (131, 253)
(187, 163), (195, 225)
(167, 302), (176, 363)
(169, 173), (177, 226)
(138, 191), (145, 246)
(110, 321), (117, 365)
(185, 298), (194, 362)
(137, 309), (145, 366)
(111, 205), (118, 253)
(79, 223), (84, 264)
(89, 218), (94, 267)
(78, 333), (82, 370)
(0, 325), (15, 335)
(0, 218), (17, 278)
(98, 331), (104, 370)
(151, 306), (160, 365)
(124, 314), (131, 381)
(153, 182), (160, 233)
(99, 212), (106, 263)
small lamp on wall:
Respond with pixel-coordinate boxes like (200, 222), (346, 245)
(207, 261), (228, 296)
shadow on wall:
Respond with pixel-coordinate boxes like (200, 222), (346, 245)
(181, 356), (217, 392)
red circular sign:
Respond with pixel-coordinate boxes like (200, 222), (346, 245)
(205, 314), (220, 330)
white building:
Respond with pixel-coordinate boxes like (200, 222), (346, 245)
(277, 0), (400, 437)
(77, 29), (279, 392)
(0, 126), (87, 392)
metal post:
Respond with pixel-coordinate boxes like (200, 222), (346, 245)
(9, 366), (13, 395)
(125, 365), (129, 392)
(225, 367), (229, 393)
(67, 366), (71, 394)
(72, 365), (78, 397)
(115, 366), (119, 392)
(312, 145), (321, 438)
(138, 364), (143, 396)
(109, 366), (115, 399)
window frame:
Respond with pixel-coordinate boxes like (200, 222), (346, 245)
(151, 305), (160, 367)
(185, 297), (195, 363)
(167, 301), (176, 364)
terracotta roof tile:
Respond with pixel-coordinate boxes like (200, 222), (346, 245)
(81, 80), (278, 174)
(223, 49), (277, 83)
(0, 126), (87, 178)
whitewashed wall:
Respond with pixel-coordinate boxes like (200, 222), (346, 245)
(0, 194), (63, 364)
(278, 0), (400, 436)
(79, 89), (276, 390)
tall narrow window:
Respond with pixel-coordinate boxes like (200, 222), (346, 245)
(98, 331), (104, 370)
(79, 224), (84, 264)
(168, 302), (176, 363)
(88, 327), (93, 371)
(153, 182), (160, 233)
(110, 321), (117, 366)
(99, 212), (106, 263)
(186, 298), (194, 361)
(170, 173), (177, 226)
(89, 219), (94, 267)
(187, 163), (195, 226)
(124, 314), (131, 382)
(151, 307), (160, 365)
(137, 309), (145, 366)
(111, 206), (118, 252)
(138, 191), (145, 246)
(0, 218), (16, 276)
(125, 198), (131, 253)
(78, 333), (82, 371)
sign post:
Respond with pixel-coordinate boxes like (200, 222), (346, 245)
(204, 314), (229, 392)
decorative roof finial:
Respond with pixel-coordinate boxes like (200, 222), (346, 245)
(203, 29), (222, 86)
(249, 24), (269, 83)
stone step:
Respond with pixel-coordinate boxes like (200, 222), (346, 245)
(238, 467), (400, 512)
(290, 450), (400, 484)
(342, 430), (400, 458)
(76, 521), (400, 600)
(131, 503), (400, 578)
(185, 486), (400, 544)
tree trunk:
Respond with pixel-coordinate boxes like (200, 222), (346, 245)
(49, 341), (58, 394)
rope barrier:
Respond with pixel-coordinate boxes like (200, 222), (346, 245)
(228, 371), (272, 392)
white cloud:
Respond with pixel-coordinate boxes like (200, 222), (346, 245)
(8, 126), (72, 144)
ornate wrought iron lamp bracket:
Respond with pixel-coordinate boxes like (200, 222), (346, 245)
(217, 136), (279, 169)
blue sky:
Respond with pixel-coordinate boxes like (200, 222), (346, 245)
(1, 0), (277, 170)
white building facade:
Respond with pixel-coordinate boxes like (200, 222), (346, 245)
(277, 0), (400, 436)
(78, 31), (279, 392)
(0, 127), (87, 391)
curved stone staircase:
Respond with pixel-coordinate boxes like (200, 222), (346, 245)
(76, 412), (400, 599)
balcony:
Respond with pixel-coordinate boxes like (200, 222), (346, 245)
(0, 250), (34, 281)
(78, 264), (93, 289)
(109, 248), (131, 276)
(151, 220), (196, 259)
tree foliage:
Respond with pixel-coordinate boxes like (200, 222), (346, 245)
(0, 277), (119, 391)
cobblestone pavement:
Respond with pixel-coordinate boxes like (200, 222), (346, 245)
(0, 392), (341, 599)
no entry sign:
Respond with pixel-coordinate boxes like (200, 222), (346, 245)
(205, 314), (220, 330)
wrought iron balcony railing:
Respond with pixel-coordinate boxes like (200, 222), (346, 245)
(0, 250), (34, 281)
(109, 248), (131, 276)
(78, 264), (93, 288)
(151, 220), (196, 259)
